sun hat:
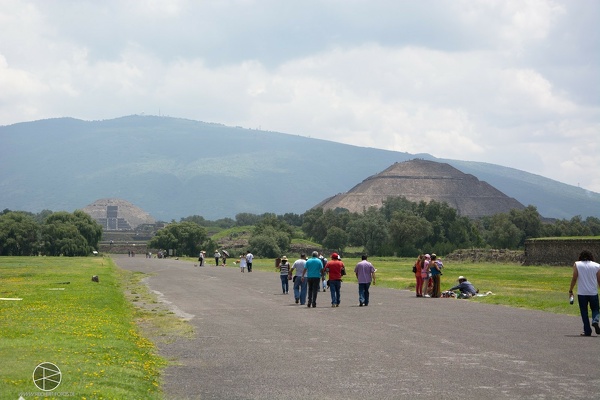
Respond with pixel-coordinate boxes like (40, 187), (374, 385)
(458, 276), (466, 281)
(281, 256), (288, 261)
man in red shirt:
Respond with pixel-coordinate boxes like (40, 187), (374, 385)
(325, 253), (345, 307)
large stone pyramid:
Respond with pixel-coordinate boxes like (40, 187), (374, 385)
(314, 159), (525, 218)
(82, 198), (156, 230)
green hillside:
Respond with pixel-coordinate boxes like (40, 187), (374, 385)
(1, 116), (598, 220)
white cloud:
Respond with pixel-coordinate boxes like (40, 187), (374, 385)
(0, 0), (598, 192)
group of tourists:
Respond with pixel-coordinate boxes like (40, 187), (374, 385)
(237, 251), (253, 272)
(199, 246), (600, 337)
(412, 253), (479, 299)
(413, 253), (445, 298)
(198, 250), (253, 271)
(276, 251), (376, 308)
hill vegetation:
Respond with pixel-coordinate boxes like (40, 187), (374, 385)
(1, 115), (598, 220)
(2, 197), (600, 258)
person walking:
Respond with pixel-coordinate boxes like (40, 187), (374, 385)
(277, 256), (291, 294)
(246, 251), (254, 272)
(214, 250), (221, 267)
(430, 254), (443, 298)
(319, 253), (328, 292)
(239, 254), (247, 272)
(198, 250), (205, 267)
(221, 250), (227, 266)
(414, 254), (424, 297)
(302, 251), (323, 308)
(568, 250), (600, 336)
(354, 255), (376, 306)
(325, 253), (345, 307)
(291, 254), (308, 305)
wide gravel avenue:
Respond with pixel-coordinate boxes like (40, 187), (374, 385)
(113, 255), (599, 400)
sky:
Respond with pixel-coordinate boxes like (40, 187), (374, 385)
(1, 0), (599, 192)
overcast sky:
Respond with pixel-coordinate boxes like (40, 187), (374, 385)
(1, 0), (598, 192)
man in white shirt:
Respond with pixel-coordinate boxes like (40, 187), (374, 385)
(246, 251), (254, 272)
(568, 250), (600, 336)
(291, 254), (307, 305)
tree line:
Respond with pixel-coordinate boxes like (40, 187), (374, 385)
(2, 198), (599, 257)
(177, 198), (600, 257)
(0, 209), (102, 256)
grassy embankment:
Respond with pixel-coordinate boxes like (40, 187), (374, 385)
(0, 257), (174, 399)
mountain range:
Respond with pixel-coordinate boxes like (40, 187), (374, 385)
(1, 115), (598, 221)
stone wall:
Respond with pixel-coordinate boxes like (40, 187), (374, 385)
(444, 249), (525, 264)
(98, 242), (149, 255)
(524, 238), (600, 266)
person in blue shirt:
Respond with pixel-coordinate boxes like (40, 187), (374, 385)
(448, 276), (478, 298)
(302, 251), (324, 308)
(430, 253), (443, 298)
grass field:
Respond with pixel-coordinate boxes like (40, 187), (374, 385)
(222, 255), (579, 316)
(1, 254), (580, 399)
(0, 257), (167, 400)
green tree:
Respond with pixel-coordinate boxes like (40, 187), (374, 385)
(584, 217), (600, 235)
(380, 196), (416, 221)
(388, 211), (433, 255)
(447, 217), (483, 249)
(248, 234), (281, 258)
(149, 221), (208, 256)
(322, 226), (349, 253)
(347, 208), (389, 255)
(213, 218), (236, 229)
(301, 208), (326, 242)
(509, 205), (542, 243)
(180, 215), (208, 226)
(254, 214), (294, 238)
(279, 212), (303, 227)
(42, 212), (91, 256)
(249, 221), (291, 256)
(235, 213), (262, 226)
(484, 214), (524, 249)
(0, 211), (39, 256)
(72, 210), (103, 250)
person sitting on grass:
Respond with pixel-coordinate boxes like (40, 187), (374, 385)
(448, 276), (478, 299)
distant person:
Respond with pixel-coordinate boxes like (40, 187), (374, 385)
(447, 276), (478, 298)
(430, 254), (443, 298)
(214, 250), (221, 267)
(319, 252), (328, 291)
(302, 251), (324, 308)
(277, 256), (291, 294)
(246, 251), (254, 272)
(354, 255), (376, 307)
(239, 254), (247, 272)
(568, 250), (600, 336)
(325, 253), (345, 307)
(198, 251), (205, 267)
(291, 254), (308, 305)
(221, 250), (227, 266)
(414, 254), (425, 297)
